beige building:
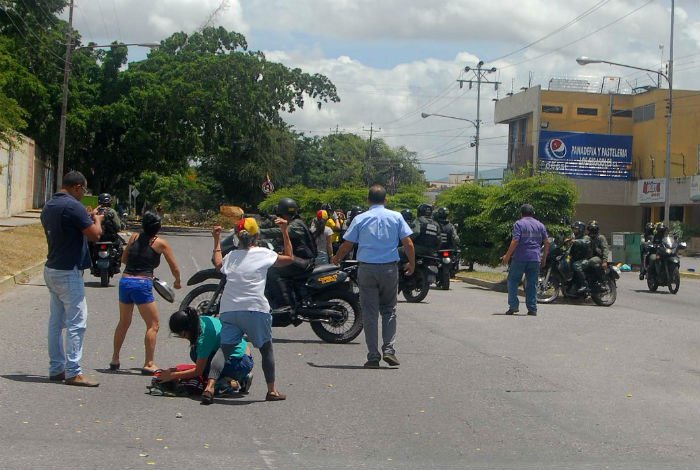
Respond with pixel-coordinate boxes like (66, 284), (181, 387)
(0, 135), (54, 218)
(495, 83), (700, 234)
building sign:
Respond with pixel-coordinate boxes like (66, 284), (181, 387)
(638, 178), (666, 203)
(691, 175), (700, 202)
(538, 131), (632, 179)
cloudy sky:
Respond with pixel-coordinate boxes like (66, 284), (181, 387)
(68, 0), (700, 180)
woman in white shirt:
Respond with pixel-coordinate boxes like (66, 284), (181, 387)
(212, 216), (294, 401)
(310, 209), (333, 264)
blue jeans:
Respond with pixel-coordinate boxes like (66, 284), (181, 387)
(44, 266), (88, 378)
(507, 261), (540, 313)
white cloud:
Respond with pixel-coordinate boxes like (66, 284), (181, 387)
(66, 0), (700, 178)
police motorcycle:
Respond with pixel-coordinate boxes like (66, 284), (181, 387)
(536, 236), (619, 306)
(180, 226), (363, 344)
(89, 194), (125, 287)
(644, 224), (686, 294)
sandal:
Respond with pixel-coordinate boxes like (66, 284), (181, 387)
(109, 362), (120, 371)
(265, 391), (287, 401)
(201, 390), (214, 405)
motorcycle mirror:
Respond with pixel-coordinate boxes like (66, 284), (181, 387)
(679, 242), (687, 249)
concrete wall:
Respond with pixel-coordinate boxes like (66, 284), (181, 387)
(574, 203), (644, 235)
(0, 137), (36, 218)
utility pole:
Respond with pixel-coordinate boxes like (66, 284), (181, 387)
(457, 61), (500, 180)
(56, 0), (74, 190)
(362, 123), (380, 185)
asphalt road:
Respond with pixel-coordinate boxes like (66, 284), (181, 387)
(1, 228), (699, 469)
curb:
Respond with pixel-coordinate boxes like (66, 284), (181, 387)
(680, 271), (700, 280)
(0, 261), (45, 296)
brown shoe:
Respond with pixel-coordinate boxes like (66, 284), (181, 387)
(49, 372), (65, 381)
(65, 374), (100, 387)
(265, 391), (286, 401)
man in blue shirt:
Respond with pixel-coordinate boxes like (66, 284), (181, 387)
(41, 171), (104, 386)
(501, 204), (549, 316)
(332, 185), (415, 368)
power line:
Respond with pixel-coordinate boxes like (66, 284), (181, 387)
(487, 0), (610, 63)
(499, 0), (655, 71)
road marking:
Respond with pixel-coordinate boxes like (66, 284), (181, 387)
(191, 255), (200, 273)
(253, 438), (277, 469)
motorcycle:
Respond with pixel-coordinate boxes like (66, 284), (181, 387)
(536, 238), (620, 306)
(399, 253), (439, 302)
(435, 248), (460, 290)
(89, 238), (123, 287)
(181, 249), (363, 344)
(645, 235), (686, 294)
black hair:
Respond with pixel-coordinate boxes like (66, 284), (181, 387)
(62, 171), (86, 188)
(368, 184), (387, 205)
(312, 216), (326, 240)
(142, 211), (162, 237)
(520, 204), (535, 217)
(238, 230), (257, 249)
(169, 307), (201, 347)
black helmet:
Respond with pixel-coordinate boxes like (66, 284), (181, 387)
(98, 193), (112, 206)
(654, 222), (667, 237)
(434, 207), (449, 222)
(142, 211), (162, 234)
(644, 222), (654, 237)
(571, 220), (586, 238)
(276, 198), (299, 217)
(348, 206), (363, 220)
(321, 203), (332, 212)
(417, 203), (433, 218)
(587, 220), (600, 236)
(400, 209), (414, 223)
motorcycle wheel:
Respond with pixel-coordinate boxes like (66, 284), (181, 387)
(438, 266), (450, 290)
(100, 270), (110, 287)
(180, 284), (219, 316)
(536, 273), (560, 304)
(402, 270), (430, 303)
(646, 273), (658, 292)
(668, 266), (680, 294)
(591, 279), (616, 306)
(310, 291), (363, 344)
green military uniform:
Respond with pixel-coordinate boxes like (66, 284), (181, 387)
(587, 234), (609, 282)
(570, 235), (591, 294)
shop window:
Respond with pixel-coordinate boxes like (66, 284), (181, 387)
(577, 107), (598, 116)
(633, 103), (655, 122)
(659, 206), (685, 223)
(612, 109), (632, 118)
(542, 105), (563, 114)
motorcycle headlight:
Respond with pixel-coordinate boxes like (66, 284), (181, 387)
(665, 248), (672, 255)
(98, 252), (109, 258)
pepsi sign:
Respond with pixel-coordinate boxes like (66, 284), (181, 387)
(538, 131), (632, 180)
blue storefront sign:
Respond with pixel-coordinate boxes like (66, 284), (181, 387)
(538, 131), (632, 179)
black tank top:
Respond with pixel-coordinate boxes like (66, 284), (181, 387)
(124, 233), (161, 277)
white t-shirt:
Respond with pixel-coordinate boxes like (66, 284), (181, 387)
(219, 246), (278, 313)
(311, 225), (333, 254)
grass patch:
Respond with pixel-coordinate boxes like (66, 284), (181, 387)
(457, 270), (507, 283)
(0, 224), (47, 277)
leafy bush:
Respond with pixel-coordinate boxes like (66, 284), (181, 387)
(135, 169), (223, 212)
(437, 172), (578, 266)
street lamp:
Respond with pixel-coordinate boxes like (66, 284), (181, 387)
(55, 40), (160, 190)
(421, 112), (479, 179)
(576, 3), (674, 225)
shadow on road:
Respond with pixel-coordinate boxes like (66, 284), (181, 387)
(272, 338), (324, 345)
(2, 374), (57, 384)
(632, 289), (672, 295)
(306, 362), (398, 370)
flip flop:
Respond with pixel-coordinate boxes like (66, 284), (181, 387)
(265, 391), (287, 401)
(141, 368), (157, 376)
(201, 390), (214, 405)
(109, 363), (120, 371)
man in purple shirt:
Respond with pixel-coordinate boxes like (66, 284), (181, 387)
(501, 204), (549, 316)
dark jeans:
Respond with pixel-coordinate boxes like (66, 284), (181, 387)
(507, 261), (539, 313)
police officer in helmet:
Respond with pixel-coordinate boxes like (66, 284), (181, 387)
(412, 204), (442, 256)
(639, 222), (655, 280)
(569, 221), (591, 295)
(586, 220), (609, 286)
(400, 209), (414, 225)
(97, 193), (124, 243)
(434, 207), (460, 251)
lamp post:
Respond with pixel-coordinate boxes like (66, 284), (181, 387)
(576, 3), (674, 225)
(420, 112), (478, 179)
(55, 39), (159, 190)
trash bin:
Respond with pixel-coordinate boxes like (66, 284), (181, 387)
(610, 232), (641, 266)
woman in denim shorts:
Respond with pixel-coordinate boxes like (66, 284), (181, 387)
(109, 212), (181, 374)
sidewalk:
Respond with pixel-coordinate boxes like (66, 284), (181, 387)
(0, 210), (42, 231)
